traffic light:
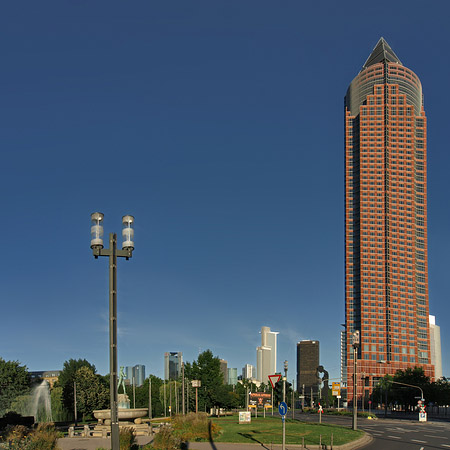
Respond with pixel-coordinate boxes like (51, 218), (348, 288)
(274, 380), (283, 404)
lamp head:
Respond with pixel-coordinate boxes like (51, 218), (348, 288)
(122, 215), (135, 250)
(90, 212), (104, 249)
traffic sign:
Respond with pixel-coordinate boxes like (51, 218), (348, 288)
(269, 374), (282, 389)
(278, 401), (288, 416)
(332, 382), (341, 396)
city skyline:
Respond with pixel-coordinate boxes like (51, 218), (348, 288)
(1, 2), (449, 383)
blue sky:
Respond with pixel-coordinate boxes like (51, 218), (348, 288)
(1, 1), (449, 385)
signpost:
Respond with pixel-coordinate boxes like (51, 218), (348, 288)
(318, 403), (323, 423)
(269, 374), (282, 389)
(269, 374), (282, 417)
(279, 401), (287, 450)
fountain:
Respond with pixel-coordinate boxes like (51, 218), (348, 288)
(92, 367), (149, 436)
(30, 380), (53, 423)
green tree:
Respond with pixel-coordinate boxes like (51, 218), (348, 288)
(0, 358), (31, 417)
(184, 350), (224, 412)
(393, 367), (429, 408)
(74, 367), (109, 420)
(56, 359), (96, 416)
(50, 386), (72, 422)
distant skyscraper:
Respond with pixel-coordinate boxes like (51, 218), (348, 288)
(219, 359), (228, 384)
(124, 365), (145, 386)
(429, 315), (442, 379)
(256, 326), (278, 383)
(227, 368), (238, 385)
(133, 364), (145, 387)
(164, 352), (182, 380)
(345, 38), (434, 401)
(242, 364), (256, 380)
(297, 341), (319, 396)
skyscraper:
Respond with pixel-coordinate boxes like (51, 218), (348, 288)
(256, 326), (278, 383)
(429, 315), (442, 379)
(297, 341), (319, 397)
(345, 38), (435, 401)
(164, 352), (182, 380)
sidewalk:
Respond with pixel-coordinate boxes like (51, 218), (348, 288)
(57, 432), (371, 450)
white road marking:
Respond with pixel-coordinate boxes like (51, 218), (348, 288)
(441, 445), (450, 448)
(424, 434), (448, 439)
(387, 435), (401, 439)
(411, 439), (427, 443)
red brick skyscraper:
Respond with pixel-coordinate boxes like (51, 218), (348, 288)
(344, 38), (434, 403)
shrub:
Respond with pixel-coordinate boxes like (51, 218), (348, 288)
(119, 427), (137, 450)
(152, 426), (180, 450)
(172, 413), (220, 442)
(5, 425), (29, 441)
(27, 423), (59, 450)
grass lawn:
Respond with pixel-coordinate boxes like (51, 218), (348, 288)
(210, 415), (363, 446)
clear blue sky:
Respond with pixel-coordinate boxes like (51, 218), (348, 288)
(1, 1), (449, 385)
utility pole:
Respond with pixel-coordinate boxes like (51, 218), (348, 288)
(352, 330), (360, 431)
(182, 363), (185, 415)
(302, 384), (305, 410)
(74, 381), (77, 426)
(292, 379), (295, 419)
(148, 377), (152, 420)
(133, 376), (136, 409)
(163, 381), (167, 417)
(283, 360), (288, 403)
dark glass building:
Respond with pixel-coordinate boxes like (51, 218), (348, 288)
(164, 352), (182, 380)
(297, 340), (319, 396)
(345, 38), (434, 402)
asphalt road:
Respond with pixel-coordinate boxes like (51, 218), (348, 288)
(293, 411), (450, 449)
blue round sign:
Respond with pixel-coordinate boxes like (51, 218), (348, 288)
(278, 401), (288, 416)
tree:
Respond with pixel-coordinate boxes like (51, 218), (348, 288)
(184, 350), (224, 412)
(73, 367), (109, 420)
(0, 358), (31, 417)
(56, 359), (96, 416)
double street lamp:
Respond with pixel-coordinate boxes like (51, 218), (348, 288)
(91, 212), (135, 450)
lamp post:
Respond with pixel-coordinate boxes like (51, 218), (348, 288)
(352, 330), (360, 431)
(91, 212), (135, 450)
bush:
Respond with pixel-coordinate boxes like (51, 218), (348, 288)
(119, 428), (137, 450)
(1, 423), (59, 450)
(172, 413), (220, 442)
(152, 426), (180, 450)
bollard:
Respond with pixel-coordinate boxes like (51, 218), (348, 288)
(319, 434), (321, 447)
(302, 436), (304, 448)
(331, 432), (333, 449)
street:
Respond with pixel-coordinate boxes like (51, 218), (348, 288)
(294, 411), (450, 449)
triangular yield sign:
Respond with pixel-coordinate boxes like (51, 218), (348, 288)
(268, 374), (281, 389)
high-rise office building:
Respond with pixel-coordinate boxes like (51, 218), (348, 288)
(256, 326), (278, 382)
(227, 368), (238, 385)
(345, 38), (435, 401)
(124, 365), (146, 387)
(219, 359), (228, 384)
(429, 315), (442, 379)
(164, 352), (182, 380)
(242, 364), (256, 380)
(297, 341), (319, 396)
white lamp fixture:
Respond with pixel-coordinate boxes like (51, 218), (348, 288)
(90, 212), (104, 248)
(122, 215), (135, 250)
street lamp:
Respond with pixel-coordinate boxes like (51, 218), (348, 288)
(91, 212), (135, 450)
(352, 330), (360, 431)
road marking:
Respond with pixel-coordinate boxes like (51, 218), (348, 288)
(387, 435), (401, 439)
(411, 440), (427, 443)
(441, 445), (450, 448)
(424, 434), (448, 439)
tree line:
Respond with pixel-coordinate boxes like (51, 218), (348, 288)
(0, 350), (278, 421)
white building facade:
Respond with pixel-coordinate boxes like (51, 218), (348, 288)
(256, 326), (278, 383)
